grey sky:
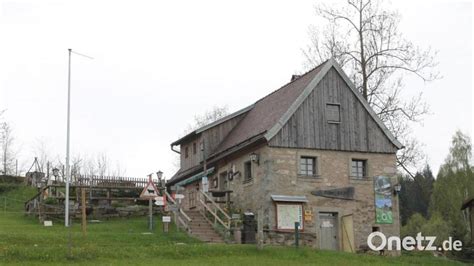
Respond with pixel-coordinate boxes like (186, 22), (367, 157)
(0, 0), (472, 179)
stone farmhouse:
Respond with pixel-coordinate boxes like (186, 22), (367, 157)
(166, 59), (402, 253)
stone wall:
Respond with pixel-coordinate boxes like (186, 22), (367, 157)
(177, 145), (400, 254)
(269, 148), (400, 254)
(217, 146), (400, 254)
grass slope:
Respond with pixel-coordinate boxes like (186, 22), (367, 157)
(0, 185), (466, 265)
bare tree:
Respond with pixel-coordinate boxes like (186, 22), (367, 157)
(303, 0), (439, 175)
(0, 122), (15, 175)
(184, 105), (229, 133)
(111, 160), (126, 176)
(56, 151), (124, 178)
(95, 152), (109, 176)
(33, 138), (52, 172)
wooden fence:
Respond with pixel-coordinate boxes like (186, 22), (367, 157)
(65, 175), (152, 188)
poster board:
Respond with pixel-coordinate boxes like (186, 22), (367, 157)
(276, 203), (303, 230)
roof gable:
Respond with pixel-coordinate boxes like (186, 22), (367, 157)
(211, 62), (327, 155)
(264, 58), (403, 149)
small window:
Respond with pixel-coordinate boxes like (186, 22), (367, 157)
(351, 159), (367, 178)
(243, 161), (252, 183)
(185, 146), (189, 158)
(299, 156), (317, 176)
(193, 142), (197, 154)
(326, 104), (340, 123)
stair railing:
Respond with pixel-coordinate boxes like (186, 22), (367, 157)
(164, 190), (192, 232)
(197, 190), (231, 230)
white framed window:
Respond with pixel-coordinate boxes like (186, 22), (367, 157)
(299, 156), (317, 176)
(351, 159), (367, 179)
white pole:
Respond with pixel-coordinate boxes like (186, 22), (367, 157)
(65, 48), (72, 227)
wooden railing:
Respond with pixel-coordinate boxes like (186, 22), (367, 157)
(198, 190), (231, 230)
(48, 175), (151, 188)
(164, 190), (192, 232)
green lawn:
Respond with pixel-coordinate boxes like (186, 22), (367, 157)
(0, 185), (466, 265)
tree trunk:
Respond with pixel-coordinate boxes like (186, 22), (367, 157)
(359, 1), (368, 100)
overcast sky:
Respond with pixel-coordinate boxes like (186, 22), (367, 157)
(0, 0), (472, 179)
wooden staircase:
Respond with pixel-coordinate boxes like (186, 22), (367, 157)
(186, 210), (224, 243)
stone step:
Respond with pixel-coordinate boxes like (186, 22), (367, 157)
(183, 210), (224, 243)
(188, 218), (208, 222)
(190, 229), (216, 234)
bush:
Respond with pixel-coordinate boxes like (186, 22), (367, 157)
(401, 213), (427, 238)
(420, 212), (451, 247)
(0, 175), (23, 184)
(43, 197), (58, 205)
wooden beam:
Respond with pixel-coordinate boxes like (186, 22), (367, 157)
(81, 188), (87, 237)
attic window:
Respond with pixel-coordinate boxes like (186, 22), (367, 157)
(326, 103), (340, 123)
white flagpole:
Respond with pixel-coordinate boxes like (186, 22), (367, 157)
(65, 48), (72, 227)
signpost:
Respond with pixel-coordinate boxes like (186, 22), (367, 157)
(202, 176), (209, 193)
(140, 176), (159, 231)
(154, 196), (165, 206)
(162, 216), (171, 233)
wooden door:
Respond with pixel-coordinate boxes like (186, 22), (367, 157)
(188, 183), (199, 209)
(341, 214), (355, 252)
(319, 213), (338, 250)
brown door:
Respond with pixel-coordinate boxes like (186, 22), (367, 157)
(188, 183), (199, 209)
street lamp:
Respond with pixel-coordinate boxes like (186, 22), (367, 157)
(52, 168), (60, 183)
(156, 171), (163, 180)
(156, 171), (163, 187)
(250, 152), (260, 165)
(393, 183), (402, 195)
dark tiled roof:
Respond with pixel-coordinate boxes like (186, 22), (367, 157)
(168, 63), (325, 185)
(168, 164), (203, 184)
(211, 63), (326, 156)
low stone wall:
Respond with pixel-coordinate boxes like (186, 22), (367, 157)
(37, 203), (162, 221)
(264, 230), (317, 247)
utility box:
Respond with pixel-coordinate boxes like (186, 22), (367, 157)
(242, 212), (256, 244)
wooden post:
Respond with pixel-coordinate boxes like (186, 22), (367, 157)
(81, 188), (87, 237)
(148, 199), (153, 231)
(294, 222), (300, 248)
(174, 211), (179, 232)
(257, 209), (264, 250)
